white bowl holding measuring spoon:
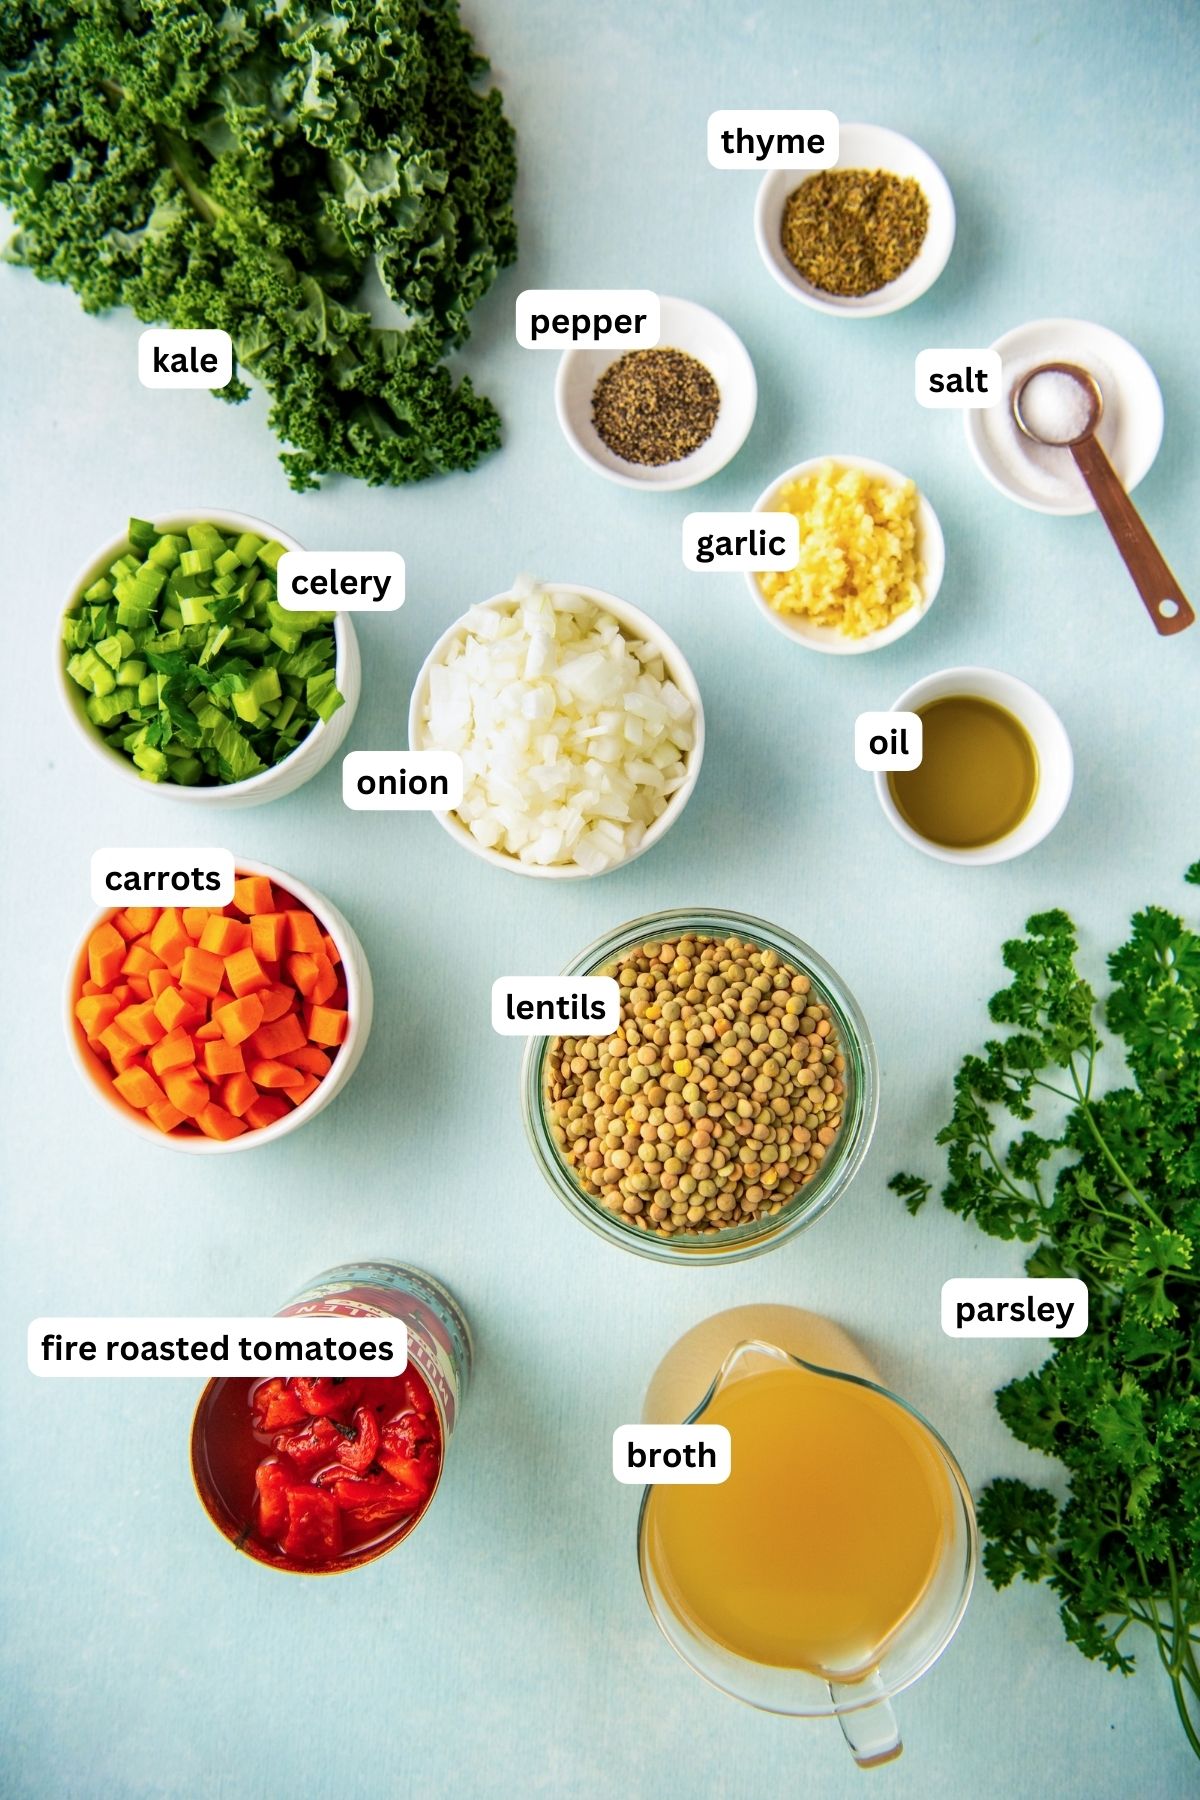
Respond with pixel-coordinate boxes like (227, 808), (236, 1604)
(874, 667), (1073, 865)
(554, 296), (757, 492)
(964, 319), (1163, 516)
(755, 124), (955, 319)
(745, 455), (945, 655)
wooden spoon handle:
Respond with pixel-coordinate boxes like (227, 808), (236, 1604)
(1070, 435), (1194, 636)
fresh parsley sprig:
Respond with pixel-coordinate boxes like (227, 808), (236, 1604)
(893, 869), (1200, 1759)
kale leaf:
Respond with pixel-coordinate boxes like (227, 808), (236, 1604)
(0, 0), (517, 489)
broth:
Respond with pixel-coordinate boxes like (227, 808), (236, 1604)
(643, 1363), (949, 1678)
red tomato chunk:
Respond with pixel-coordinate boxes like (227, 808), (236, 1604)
(196, 1368), (442, 1570)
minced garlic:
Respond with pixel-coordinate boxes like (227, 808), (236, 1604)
(758, 460), (923, 638)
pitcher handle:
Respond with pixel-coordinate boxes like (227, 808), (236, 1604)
(828, 1670), (903, 1768)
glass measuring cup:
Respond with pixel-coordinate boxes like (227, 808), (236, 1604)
(637, 1337), (976, 1767)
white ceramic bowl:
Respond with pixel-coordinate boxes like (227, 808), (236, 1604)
(408, 583), (705, 879)
(964, 318), (1164, 517)
(57, 510), (360, 807)
(745, 456), (945, 655)
(874, 667), (1073, 865)
(65, 859), (373, 1153)
(554, 297), (757, 491)
(755, 124), (955, 319)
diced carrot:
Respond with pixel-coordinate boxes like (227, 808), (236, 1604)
(75, 993), (121, 1037)
(250, 1013), (306, 1061)
(285, 1072), (321, 1107)
(81, 979), (101, 996)
(197, 1102), (248, 1141)
(322, 934), (341, 967)
(98, 1023), (142, 1071)
(250, 913), (288, 962)
(124, 906), (157, 935)
(121, 942), (164, 979)
(257, 984), (293, 1023)
(195, 1020), (222, 1042)
(280, 1045), (331, 1078)
(180, 984), (211, 1016)
(213, 992), (265, 1046)
(147, 967), (174, 998)
(111, 909), (146, 942)
(182, 907), (211, 939)
(310, 953), (338, 1005)
(147, 1097), (187, 1134)
(248, 1058), (305, 1089)
(88, 921), (126, 987)
(113, 1065), (167, 1110)
(149, 1029), (196, 1077)
(285, 909), (323, 952)
(221, 1072), (258, 1117)
(307, 1006), (349, 1047)
(199, 914), (251, 956)
(180, 945), (225, 998)
(234, 875), (275, 916)
(152, 985), (199, 1034)
(224, 948), (270, 997)
(150, 907), (191, 966)
(110, 983), (133, 1007)
(115, 1000), (166, 1047)
(163, 1067), (210, 1118)
(201, 1038), (245, 1079)
(125, 977), (152, 1002)
(286, 953), (319, 997)
(245, 1094), (290, 1129)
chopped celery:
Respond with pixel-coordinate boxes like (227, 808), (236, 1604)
(61, 515), (343, 786)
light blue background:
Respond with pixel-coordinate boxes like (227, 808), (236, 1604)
(2, 2), (1198, 1795)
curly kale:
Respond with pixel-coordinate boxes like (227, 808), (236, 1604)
(892, 874), (1200, 1759)
(0, 0), (517, 489)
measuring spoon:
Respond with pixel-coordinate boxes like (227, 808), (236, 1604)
(1013, 361), (1193, 636)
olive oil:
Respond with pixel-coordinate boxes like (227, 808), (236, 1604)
(889, 695), (1037, 849)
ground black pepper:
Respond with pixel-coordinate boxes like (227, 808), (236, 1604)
(781, 168), (929, 297)
(591, 348), (720, 466)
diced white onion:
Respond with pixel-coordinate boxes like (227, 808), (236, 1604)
(421, 581), (696, 869)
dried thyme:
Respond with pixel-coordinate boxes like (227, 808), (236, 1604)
(781, 169), (929, 297)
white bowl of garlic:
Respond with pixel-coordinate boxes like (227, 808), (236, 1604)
(408, 579), (704, 878)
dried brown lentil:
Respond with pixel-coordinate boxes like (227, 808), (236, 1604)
(781, 169), (929, 297)
(544, 934), (846, 1239)
(591, 348), (720, 466)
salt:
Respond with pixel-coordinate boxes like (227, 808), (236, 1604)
(1019, 370), (1094, 444)
(974, 347), (1119, 507)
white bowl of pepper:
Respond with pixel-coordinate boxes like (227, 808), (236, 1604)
(554, 295), (758, 491)
(755, 123), (955, 319)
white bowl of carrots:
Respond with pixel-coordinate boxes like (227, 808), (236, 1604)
(65, 859), (373, 1152)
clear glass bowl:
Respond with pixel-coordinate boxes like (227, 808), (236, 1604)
(521, 908), (879, 1264)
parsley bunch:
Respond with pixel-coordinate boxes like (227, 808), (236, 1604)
(0, 0), (517, 489)
(893, 865), (1200, 1759)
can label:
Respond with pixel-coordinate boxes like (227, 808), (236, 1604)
(279, 1262), (471, 1440)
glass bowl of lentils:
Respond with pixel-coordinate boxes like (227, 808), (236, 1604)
(521, 908), (879, 1263)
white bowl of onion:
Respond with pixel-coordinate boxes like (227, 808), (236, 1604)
(408, 580), (705, 879)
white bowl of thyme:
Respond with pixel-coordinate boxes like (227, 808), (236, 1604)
(755, 123), (955, 319)
(554, 295), (757, 491)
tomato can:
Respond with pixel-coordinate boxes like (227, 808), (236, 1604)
(278, 1260), (472, 1442)
(190, 1261), (472, 1574)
